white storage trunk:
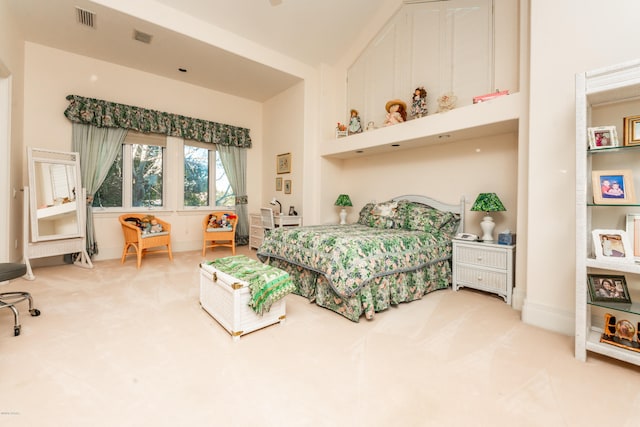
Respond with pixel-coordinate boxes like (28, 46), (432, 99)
(199, 263), (286, 340)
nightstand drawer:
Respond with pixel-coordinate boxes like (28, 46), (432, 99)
(455, 246), (507, 270)
(456, 266), (507, 293)
(250, 215), (263, 227)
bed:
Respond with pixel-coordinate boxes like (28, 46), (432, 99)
(257, 195), (465, 322)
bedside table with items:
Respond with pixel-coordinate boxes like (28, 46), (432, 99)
(452, 239), (516, 305)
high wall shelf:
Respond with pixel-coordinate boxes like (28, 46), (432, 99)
(575, 59), (640, 367)
(321, 93), (521, 160)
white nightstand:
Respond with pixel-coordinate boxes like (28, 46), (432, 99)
(452, 239), (516, 305)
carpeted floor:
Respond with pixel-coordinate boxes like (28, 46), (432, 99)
(1, 245), (639, 426)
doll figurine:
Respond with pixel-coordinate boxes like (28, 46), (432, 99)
(383, 100), (407, 126)
(411, 86), (428, 118)
(348, 109), (362, 134)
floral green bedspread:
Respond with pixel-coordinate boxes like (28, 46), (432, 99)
(256, 224), (452, 299)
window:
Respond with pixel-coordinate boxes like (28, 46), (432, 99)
(93, 132), (233, 210)
(183, 142), (234, 208)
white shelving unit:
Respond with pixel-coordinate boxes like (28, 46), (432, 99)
(322, 93), (521, 160)
(575, 59), (640, 366)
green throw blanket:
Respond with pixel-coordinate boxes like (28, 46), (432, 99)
(205, 255), (294, 315)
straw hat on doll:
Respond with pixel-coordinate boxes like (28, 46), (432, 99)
(385, 99), (407, 112)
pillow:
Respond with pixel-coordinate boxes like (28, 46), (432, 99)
(357, 202), (376, 225)
(358, 200), (401, 229)
(396, 200), (460, 235)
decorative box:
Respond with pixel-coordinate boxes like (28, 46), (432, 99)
(498, 232), (516, 245)
(199, 262), (286, 341)
(473, 89), (510, 104)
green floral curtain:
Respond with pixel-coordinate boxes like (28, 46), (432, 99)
(64, 95), (251, 148)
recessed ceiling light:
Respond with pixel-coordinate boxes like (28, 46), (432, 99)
(178, 68), (188, 73)
(391, 144), (400, 147)
(355, 150), (364, 153)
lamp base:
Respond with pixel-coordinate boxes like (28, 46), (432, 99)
(480, 215), (495, 242)
(339, 208), (347, 225)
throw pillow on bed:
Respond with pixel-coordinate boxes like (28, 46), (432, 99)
(396, 200), (460, 235)
(357, 200), (401, 229)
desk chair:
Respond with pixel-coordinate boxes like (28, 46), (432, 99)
(260, 208), (276, 236)
(0, 263), (41, 336)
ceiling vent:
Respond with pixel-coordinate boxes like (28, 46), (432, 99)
(133, 30), (153, 44)
(76, 7), (96, 28)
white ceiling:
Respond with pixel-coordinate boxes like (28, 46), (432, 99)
(8, 0), (397, 102)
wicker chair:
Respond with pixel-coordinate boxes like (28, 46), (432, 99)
(119, 214), (173, 268)
(202, 211), (237, 256)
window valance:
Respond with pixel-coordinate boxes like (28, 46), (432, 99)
(64, 94), (251, 148)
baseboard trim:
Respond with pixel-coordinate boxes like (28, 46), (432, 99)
(521, 298), (575, 336)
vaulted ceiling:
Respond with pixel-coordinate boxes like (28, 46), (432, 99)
(9, 0), (399, 102)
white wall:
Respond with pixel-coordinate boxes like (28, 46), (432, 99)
(339, 133), (518, 233)
(522, 0), (640, 334)
(262, 82), (305, 216)
(22, 43), (263, 261)
(0, 1), (26, 262)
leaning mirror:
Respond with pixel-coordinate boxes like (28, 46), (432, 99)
(28, 148), (82, 242)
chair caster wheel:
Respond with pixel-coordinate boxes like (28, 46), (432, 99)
(14, 326), (20, 336)
(30, 308), (41, 317)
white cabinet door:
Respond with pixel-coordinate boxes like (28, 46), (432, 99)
(347, 0), (493, 126)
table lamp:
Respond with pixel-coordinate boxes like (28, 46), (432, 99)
(470, 193), (506, 242)
(334, 194), (353, 225)
(270, 197), (281, 215)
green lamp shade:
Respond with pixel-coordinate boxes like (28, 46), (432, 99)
(335, 194), (353, 207)
(470, 193), (506, 212)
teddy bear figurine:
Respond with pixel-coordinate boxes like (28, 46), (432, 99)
(208, 214), (220, 228)
(149, 219), (163, 233)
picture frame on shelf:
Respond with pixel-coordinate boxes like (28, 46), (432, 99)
(276, 153), (291, 174)
(623, 115), (640, 146)
(625, 213), (640, 261)
(276, 177), (282, 191)
(587, 274), (632, 303)
(587, 126), (619, 150)
(591, 169), (636, 204)
(284, 180), (292, 195)
(591, 229), (635, 263)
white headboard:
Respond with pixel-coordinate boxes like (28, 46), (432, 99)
(392, 194), (465, 234)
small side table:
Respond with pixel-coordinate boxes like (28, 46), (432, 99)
(452, 239), (516, 305)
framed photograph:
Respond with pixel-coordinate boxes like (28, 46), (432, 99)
(284, 179), (291, 194)
(591, 229), (634, 263)
(587, 126), (619, 150)
(623, 115), (640, 146)
(625, 213), (640, 261)
(275, 177), (282, 191)
(591, 169), (636, 204)
(276, 153), (291, 174)
(587, 274), (632, 303)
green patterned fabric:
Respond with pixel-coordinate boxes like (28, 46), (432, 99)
(205, 255), (294, 315)
(257, 224), (451, 299)
(64, 95), (251, 148)
(267, 254), (451, 322)
(396, 200), (460, 235)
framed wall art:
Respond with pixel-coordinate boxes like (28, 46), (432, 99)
(587, 274), (632, 303)
(587, 126), (619, 150)
(625, 213), (640, 261)
(277, 153), (291, 174)
(284, 180), (291, 194)
(591, 169), (636, 204)
(591, 229), (634, 263)
(623, 115), (640, 146)
(276, 177), (282, 191)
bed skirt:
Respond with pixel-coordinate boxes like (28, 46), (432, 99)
(265, 258), (452, 322)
